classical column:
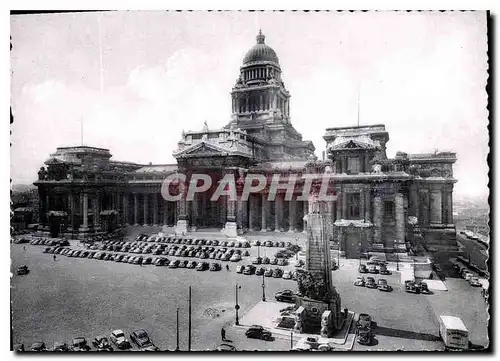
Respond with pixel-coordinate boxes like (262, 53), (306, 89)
(122, 192), (129, 224)
(261, 194), (268, 232)
(92, 195), (99, 228)
(163, 200), (168, 226)
(143, 193), (149, 226)
(373, 194), (382, 244)
(133, 193), (139, 226)
(360, 189), (365, 221)
(236, 196), (243, 230)
(248, 195), (254, 231)
(446, 190), (453, 224)
(410, 185), (419, 217)
(429, 187), (442, 224)
(275, 194), (284, 232)
(365, 190), (371, 223)
(288, 198), (296, 232)
(342, 192), (348, 219)
(191, 194), (198, 229)
(336, 192), (342, 220)
(68, 192), (74, 230)
(395, 192), (405, 242)
(81, 192), (89, 230)
(153, 193), (159, 226)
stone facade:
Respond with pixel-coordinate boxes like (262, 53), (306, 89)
(33, 31), (458, 255)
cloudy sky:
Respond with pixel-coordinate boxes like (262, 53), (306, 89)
(10, 11), (488, 198)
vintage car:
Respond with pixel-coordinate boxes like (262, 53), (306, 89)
(72, 337), (91, 351)
(264, 268), (274, 277)
(17, 265), (30, 275)
(130, 329), (155, 350)
(275, 289), (296, 303)
(92, 335), (113, 351)
(379, 264), (392, 275)
(272, 268), (284, 278)
(357, 313), (372, 330)
(30, 342), (48, 351)
(210, 263), (222, 271)
(243, 265), (256, 275)
(354, 276), (366, 287)
(245, 325), (273, 340)
(358, 264), (368, 273)
(282, 270), (293, 279)
(368, 265), (379, 274)
(365, 277), (377, 289)
(195, 262), (209, 271)
(52, 341), (72, 352)
(377, 279), (393, 292)
(357, 328), (373, 346)
(110, 329), (131, 349)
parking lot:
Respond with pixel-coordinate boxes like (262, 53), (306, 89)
(11, 228), (489, 351)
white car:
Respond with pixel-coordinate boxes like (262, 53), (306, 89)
(230, 254), (241, 262)
(110, 329), (131, 349)
(282, 270), (293, 279)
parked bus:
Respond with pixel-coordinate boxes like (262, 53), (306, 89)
(439, 315), (468, 350)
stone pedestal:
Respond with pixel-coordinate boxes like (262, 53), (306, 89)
(223, 221), (238, 238)
(175, 219), (188, 236)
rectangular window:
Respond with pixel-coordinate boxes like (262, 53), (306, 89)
(346, 193), (361, 219)
(347, 157), (360, 174)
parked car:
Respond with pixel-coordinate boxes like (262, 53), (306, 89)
(354, 276), (366, 287)
(357, 328), (373, 345)
(252, 257), (262, 265)
(30, 342), (48, 351)
(133, 257), (143, 265)
(245, 325), (273, 340)
(379, 264), (391, 275)
(215, 343), (237, 351)
(365, 277), (377, 289)
(273, 268), (284, 278)
(358, 264), (368, 273)
(169, 259), (180, 269)
(295, 259), (305, 268)
(17, 265), (29, 275)
(255, 267), (265, 276)
(110, 329), (131, 349)
(178, 260), (188, 268)
(415, 280), (430, 294)
(72, 337), (91, 351)
(405, 280), (420, 294)
(368, 265), (379, 274)
(282, 270), (293, 279)
(187, 261), (197, 269)
(262, 257), (270, 264)
(13, 343), (25, 352)
(357, 313), (372, 329)
(264, 268), (274, 277)
(275, 289), (296, 303)
(243, 265), (257, 275)
(52, 341), (72, 351)
(153, 257), (166, 266)
(236, 264), (245, 273)
(210, 263), (222, 271)
(196, 262), (209, 271)
(277, 258), (288, 266)
(92, 335), (113, 351)
(230, 253), (241, 262)
(130, 329), (155, 349)
(377, 279), (392, 292)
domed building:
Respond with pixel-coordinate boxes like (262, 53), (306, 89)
(33, 31), (458, 258)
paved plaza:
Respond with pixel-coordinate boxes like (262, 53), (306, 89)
(11, 227), (489, 351)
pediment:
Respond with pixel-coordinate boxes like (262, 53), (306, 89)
(175, 141), (230, 158)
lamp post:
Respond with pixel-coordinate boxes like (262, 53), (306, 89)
(175, 308), (180, 351)
(358, 241), (362, 268)
(235, 283), (242, 325)
(261, 273), (266, 301)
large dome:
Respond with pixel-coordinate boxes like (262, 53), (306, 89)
(242, 30), (280, 65)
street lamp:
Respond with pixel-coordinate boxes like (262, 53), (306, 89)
(261, 273), (266, 301)
(358, 241), (362, 268)
(175, 308), (180, 351)
(235, 283), (242, 325)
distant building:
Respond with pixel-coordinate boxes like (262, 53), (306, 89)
(33, 31), (458, 255)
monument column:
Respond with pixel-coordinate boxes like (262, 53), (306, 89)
(248, 195), (254, 231)
(68, 192), (74, 230)
(446, 188), (453, 224)
(275, 193), (284, 232)
(133, 193), (139, 226)
(143, 193), (149, 226)
(122, 193), (129, 224)
(288, 197), (296, 232)
(429, 185), (443, 224)
(152, 193), (159, 226)
(395, 192), (405, 241)
(81, 192), (89, 231)
(261, 193), (268, 232)
(373, 193), (382, 244)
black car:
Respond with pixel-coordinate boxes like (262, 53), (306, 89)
(30, 342), (47, 351)
(130, 329), (154, 349)
(275, 289), (296, 303)
(52, 341), (72, 352)
(245, 325), (273, 340)
(92, 335), (113, 351)
(357, 328), (373, 346)
(72, 337), (91, 351)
